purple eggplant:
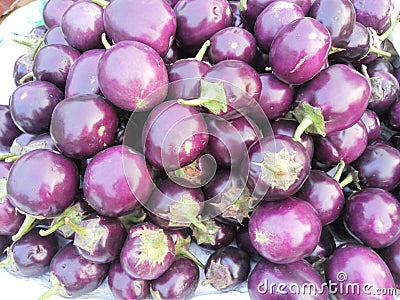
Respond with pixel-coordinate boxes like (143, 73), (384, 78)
(328, 216), (361, 247)
(120, 222), (175, 280)
(246, 134), (311, 201)
(150, 257), (199, 299)
(208, 27), (257, 65)
(142, 100), (209, 171)
(352, 143), (400, 191)
(350, 0), (393, 34)
(361, 109), (381, 144)
(326, 243), (396, 300)
(0, 227), (58, 277)
(0, 236), (10, 256)
(13, 54), (33, 86)
(290, 64), (371, 138)
(367, 58), (395, 74)
(65, 49), (104, 98)
(44, 25), (70, 46)
(296, 169), (345, 225)
(108, 259), (150, 300)
(344, 188), (400, 248)
(32, 44), (81, 89)
(236, 226), (259, 258)
(101, 0), (176, 57)
(145, 179), (205, 231)
(203, 246), (250, 291)
(7, 149), (79, 240)
(10, 81), (64, 134)
(389, 101), (400, 130)
(0, 105), (22, 152)
(38, 242), (109, 300)
(61, 0), (104, 51)
(313, 120), (368, 165)
(305, 226), (335, 264)
(84, 145), (154, 217)
(174, 0), (232, 52)
(378, 238), (400, 288)
(269, 17), (331, 85)
(192, 218), (236, 250)
(248, 258), (328, 300)
(309, 0), (356, 47)
(254, 1), (304, 53)
(203, 169), (256, 225)
(179, 60), (262, 119)
(163, 42), (186, 65)
(50, 94), (118, 159)
(249, 197), (322, 264)
(97, 40), (169, 111)
(42, 0), (76, 28)
(229, 1), (251, 30)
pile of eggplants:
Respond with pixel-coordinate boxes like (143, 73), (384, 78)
(1, 0), (400, 299)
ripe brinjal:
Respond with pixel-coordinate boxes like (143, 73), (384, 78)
(360, 109), (381, 144)
(43, 25), (69, 46)
(378, 238), (400, 288)
(0, 105), (22, 152)
(42, 0), (76, 28)
(13, 54), (33, 86)
(120, 222), (175, 280)
(350, 0), (393, 34)
(249, 197), (322, 264)
(236, 226), (259, 259)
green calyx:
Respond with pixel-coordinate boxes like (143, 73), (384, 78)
(192, 219), (219, 246)
(202, 259), (233, 290)
(38, 273), (69, 300)
(286, 101), (326, 140)
(178, 79), (228, 115)
(238, 0), (247, 11)
(0, 178), (7, 204)
(174, 234), (205, 269)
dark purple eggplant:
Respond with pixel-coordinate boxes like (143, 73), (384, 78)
(361, 109), (381, 144)
(38, 242), (109, 300)
(248, 258), (328, 299)
(61, 0), (104, 51)
(44, 25), (69, 46)
(150, 257), (199, 299)
(254, 1), (304, 53)
(84, 145), (154, 217)
(367, 58), (395, 74)
(142, 100), (209, 171)
(208, 27), (257, 65)
(236, 226), (259, 259)
(326, 243), (396, 300)
(350, 0), (393, 34)
(352, 143), (400, 191)
(42, 0), (76, 28)
(192, 218), (236, 250)
(0, 235), (10, 256)
(296, 169), (345, 225)
(32, 44), (81, 89)
(108, 259), (150, 300)
(269, 17), (331, 85)
(389, 101), (400, 130)
(145, 179), (205, 231)
(290, 64), (371, 138)
(0, 227), (58, 277)
(0, 105), (22, 152)
(246, 134), (311, 201)
(309, 0), (356, 47)
(97, 40), (169, 111)
(50, 94), (118, 159)
(203, 246), (250, 291)
(101, 0), (176, 57)
(249, 197), (322, 264)
(378, 238), (400, 288)
(174, 0), (232, 53)
(163, 42), (186, 65)
(13, 54), (33, 86)
(120, 222), (175, 280)
(10, 81), (64, 134)
(7, 149), (79, 241)
(229, 1), (251, 30)
(328, 216), (361, 247)
(344, 188), (400, 248)
(305, 226), (335, 264)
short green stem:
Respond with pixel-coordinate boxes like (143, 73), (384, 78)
(64, 217), (86, 237)
(40, 219), (66, 237)
(0, 153), (16, 160)
(19, 72), (34, 85)
(177, 98), (210, 107)
(0, 257), (10, 268)
(360, 64), (369, 79)
(293, 117), (313, 141)
(333, 160), (345, 182)
(238, 0), (247, 11)
(329, 47), (346, 55)
(11, 36), (32, 47)
(92, 0), (109, 7)
(369, 46), (391, 58)
(38, 285), (60, 300)
(5, 155), (20, 163)
(30, 38), (44, 60)
(101, 33), (112, 50)
(339, 173), (353, 188)
(265, 66), (272, 72)
(12, 214), (36, 241)
(379, 13), (400, 42)
(190, 218), (207, 233)
(176, 248), (205, 269)
(195, 40), (211, 61)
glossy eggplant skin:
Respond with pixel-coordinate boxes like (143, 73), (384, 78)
(48, 243), (110, 298)
(361, 109), (381, 144)
(350, 0), (393, 34)
(150, 257), (199, 299)
(0, 105), (22, 152)
(379, 238), (400, 288)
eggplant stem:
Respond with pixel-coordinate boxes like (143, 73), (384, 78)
(0, 257), (9, 268)
(12, 214), (36, 241)
(339, 173), (353, 188)
(177, 98), (210, 107)
(39, 219), (66, 236)
(64, 216), (86, 237)
(194, 40), (211, 61)
(369, 46), (391, 58)
(333, 160), (345, 182)
(191, 219), (207, 233)
(0, 153), (16, 160)
(360, 64), (369, 79)
(38, 285), (60, 300)
(101, 33), (112, 50)
(5, 155), (20, 163)
(19, 72), (34, 85)
(379, 13), (400, 42)
(293, 117), (313, 141)
(11, 35), (32, 47)
(30, 38), (44, 61)
(238, 0), (247, 11)
(177, 249), (205, 269)
(91, 0), (109, 7)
